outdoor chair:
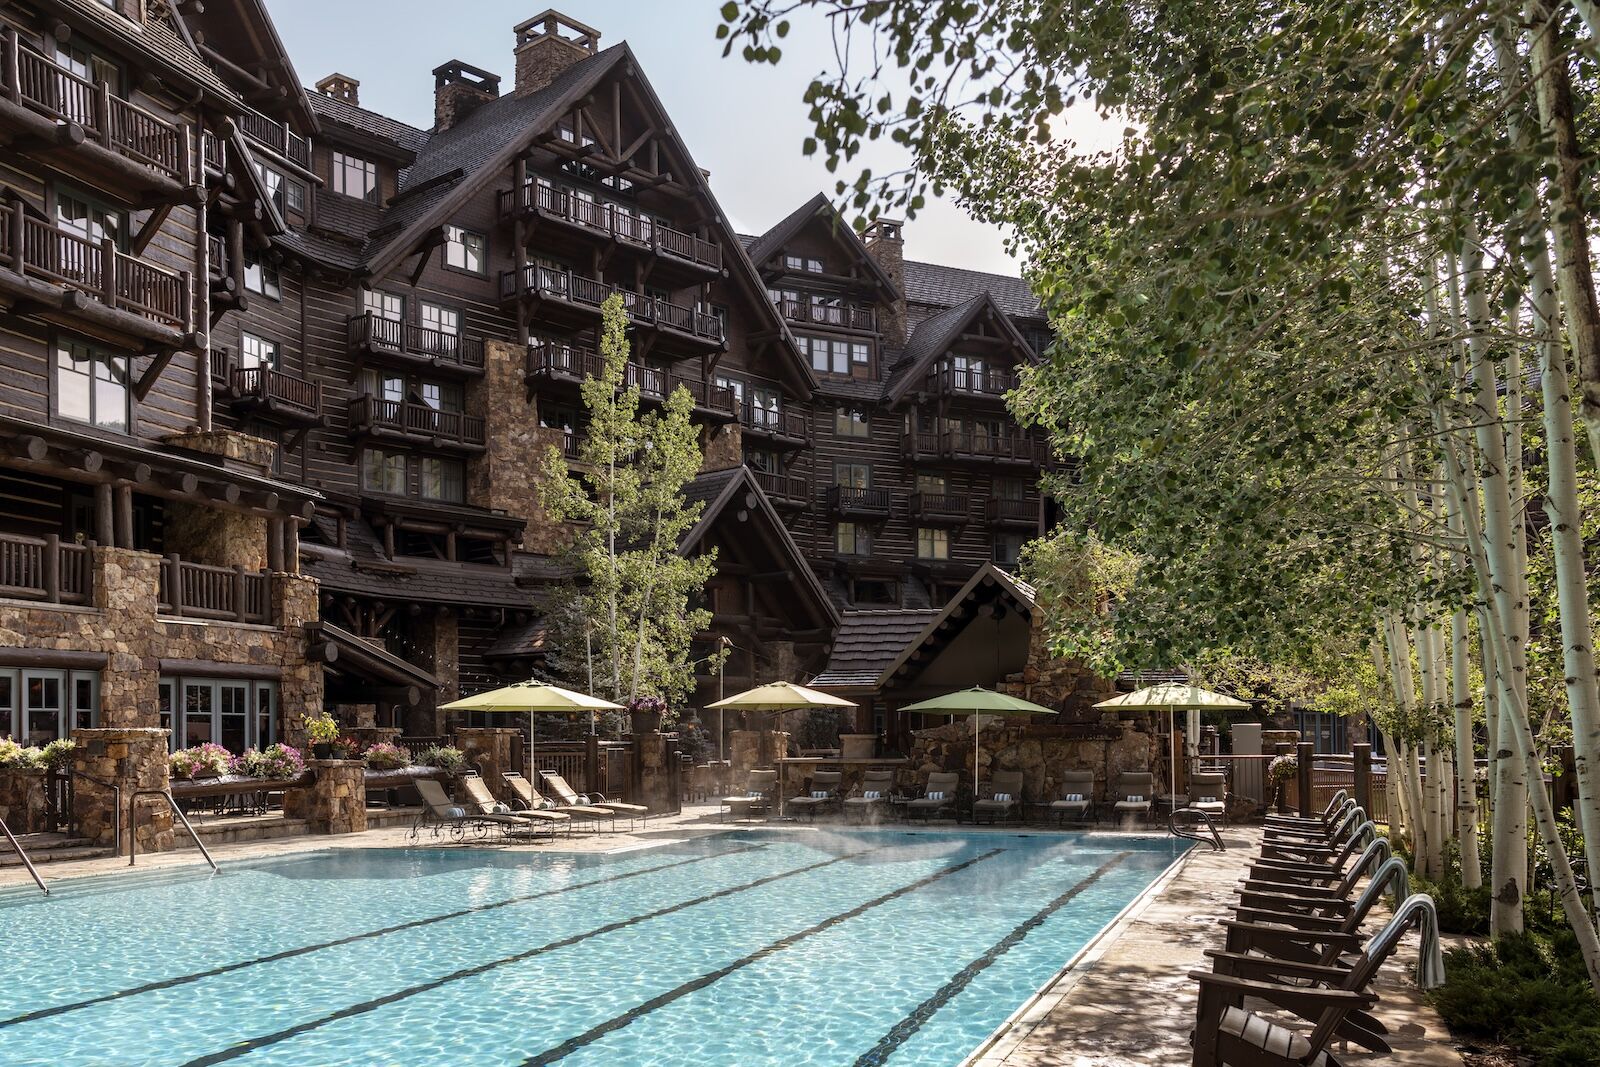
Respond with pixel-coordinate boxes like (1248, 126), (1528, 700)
(542, 771), (649, 830)
(688, 764), (718, 802)
(903, 771), (959, 823)
(1049, 770), (1097, 825)
(1186, 772), (1229, 826)
(722, 769), (777, 822)
(501, 771), (616, 832)
(1263, 788), (1348, 830)
(1262, 798), (1357, 844)
(973, 770), (1025, 825)
(843, 769), (896, 823)
(1238, 837), (1394, 914)
(1113, 771), (1155, 823)
(1258, 807), (1368, 864)
(410, 778), (526, 842)
(787, 770), (843, 821)
(459, 774), (566, 839)
(1247, 822), (1381, 893)
(1224, 856), (1411, 969)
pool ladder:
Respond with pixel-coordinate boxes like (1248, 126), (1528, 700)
(128, 789), (218, 873)
(1168, 807), (1226, 852)
(0, 814), (48, 896)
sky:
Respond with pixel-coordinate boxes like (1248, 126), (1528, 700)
(266, 1), (1119, 278)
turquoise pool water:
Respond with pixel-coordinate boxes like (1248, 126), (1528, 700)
(0, 831), (1185, 1066)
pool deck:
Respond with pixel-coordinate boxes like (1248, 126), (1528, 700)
(1, 811), (1467, 1066)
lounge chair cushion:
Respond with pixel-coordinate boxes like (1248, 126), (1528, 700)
(1053, 798), (1089, 808)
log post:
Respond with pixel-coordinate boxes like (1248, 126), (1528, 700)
(1353, 742), (1373, 817)
(164, 553), (182, 615)
(231, 564), (246, 623)
(95, 482), (115, 546)
(1297, 740), (1315, 818)
(266, 518), (284, 573)
(43, 533), (60, 604)
(585, 733), (599, 794)
(114, 483), (133, 548)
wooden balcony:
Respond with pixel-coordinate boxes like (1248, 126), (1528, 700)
(751, 469), (809, 509)
(0, 29), (192, 198)
(932, 362), (1020, 402)
(158, 554), (271, 624)
(739, 403), (808, 448)
(903, 429), (1047, 468)
(236, 103), (310, 167)
(347, 395), (486, 452)
(497, 183), (721, 277)
(0, 532), (93, 606)
(0, 201), (192, 342)
(501, 266), (724, 350)
(778, 296), (876, 333)
(669, 375), (738, 421)
(986, 496), (1038, 527)
(828, 485), (891, 519)
(909, 491), (970, 526)
(347, 313), (486, 375)
(523, 337), (670, 402)
(222, 362), (323, 427)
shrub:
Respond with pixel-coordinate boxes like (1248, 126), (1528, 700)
(39, 738), (75, 770)
(414, 745), (467, 776)
(304, 714), (340, 745)
(330, 735), (363, 761)
(170, 743), (231, 779)
(1429, 932), (1600, 1067)
(0, 738), (43, 770)
(1410, 872), (1491, 936)
(363, 742), (409, 771)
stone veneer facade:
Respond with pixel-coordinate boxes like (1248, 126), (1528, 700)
(71, 727), (172, 854)
(282, 759), (368, 834)
(0, 768), (47, 834)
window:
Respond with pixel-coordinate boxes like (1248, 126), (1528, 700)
(784, 254), (804, 271)
(240, 332), (279, 371)
(834, 408), (869, 438)
(917, 528), (950, 560)
(917, 474), (947, 495)
(55, 338), (129, 432)
(2, 668), (99, 744)
(745, 448), (777, 474)
(802, 335), (851, 375)
(834, 462), (871, 489)
(254, 161), (287, 215)
(835, 522), (869, 556)
(361, 370), (404, 402)
(993, 533), (1026, 567)
(420, 381), (462, 413)
(55, 191), (122, 249)
(420, 456), (465, 502)
(852, 342), (870, 366)
(362, 448), (407, 495)
(997, 478), (1027, 501)
(362, 288), (404, 321)
(443, 226), (486, 274)
(420, 302), (460, 336)
(53, 44), (118, 124)
(161, 677), (275, 753)
(243, 251), (280, 299)
(285, 178), (305, 214)
(331, 151), (378, 202)
(715, 375), (745, 409)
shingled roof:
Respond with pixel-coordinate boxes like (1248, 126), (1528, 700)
(810, 609), (942, 690)
(300, 513), (534, 609)
(903, 259), (1042, 320)
(58, 0), (237, 102)
(308, 92), (429, 155)
(884, 290), (1034, 404)
(744, 193), (899, 298)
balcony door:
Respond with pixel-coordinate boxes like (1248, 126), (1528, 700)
(51, 41), (119, 127)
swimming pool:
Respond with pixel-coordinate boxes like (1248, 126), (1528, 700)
(0, 831), (1186, 1066)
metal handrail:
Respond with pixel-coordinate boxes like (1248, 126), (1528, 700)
(1169, 807), (1225, 852)
(128, 789), (218, 872)
(0, 815), (47, 895)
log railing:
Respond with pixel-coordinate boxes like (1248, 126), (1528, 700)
(0, 203), (190, 329)
(935, 363), (1019, 397)
(752, 469), (809, 504)
(525, 338), (670, 402)
(236, 103), (310, 166)
(827, 486), (891, 514)
(910, 492), (970, 522)
(348, 395), (486, 447)
(501, 184), (721, 270)
(158, 555), (271, 624)
(506, 266), (725, 343)
(985, 496), (1035, 523)
(0, 533), (93, 605)
(2, 30), (189, 183)
(347, 313), (486, 369)
(741, 403), (807, 439)
(778, 297), (876, 332)
(231, 365), (321, 419)
(666, 374), (736, 415)
(944, 430), (1046, 464)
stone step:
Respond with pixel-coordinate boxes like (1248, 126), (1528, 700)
(0, 837), (111, 867)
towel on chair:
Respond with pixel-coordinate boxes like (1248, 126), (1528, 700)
(926, 791), (945, 801)
(1064, 793), (1083, 802)
(810, 790), (829, 799)
(992, 792), (1012, 803)
(864, 790), (881, 800)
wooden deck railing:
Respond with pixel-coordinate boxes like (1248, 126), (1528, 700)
(668, 375), (737, 415)
(0, 203), (191, 329)
(347, 313), (485, 369)
(778, 297), (876, 332)
(506, 266), (725, 343)
(525, 338), (671, 400)
(985, 496), (1034, 523)
(230, 365), (321, 420)
(752, 469), (809, 504)
(236, 103), (310, 166)
(0, 533), (93, 605)
(501, 184), (721, 271)
(910, 491), (970, 521)
(2, 30), (189, 183)
(741, 403), (807, 439)
(944, 430), (1047, 464)
(348, 395), (486, 447)
(935, 363), (1019, 397)
(158, 555), (271, 624)
(828, 486), (891, 514)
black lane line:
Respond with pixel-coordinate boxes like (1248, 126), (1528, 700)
(0, 844), (760, 1031)
(850, 851), (1132, 1067)
(176, 847), (880, 1067)
(521, 847), (1008, 1067)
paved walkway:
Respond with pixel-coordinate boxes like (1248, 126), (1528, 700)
(973, 826), (1463, 1066)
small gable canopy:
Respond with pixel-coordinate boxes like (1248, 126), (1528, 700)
(884, 291), (1036, 406)
(746, 193), (900, 300)
(877, 564), (1037, 693)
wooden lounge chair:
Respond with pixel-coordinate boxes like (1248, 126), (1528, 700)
(1239, 838), (1394, 914)
(973, 770), (1024, 825)
(542, 771), (649, 829)
(1224, 856), (1411, 968)
(459, 775), (568, 838)
(1049, 770), (1096, 825)
(722, 769), (777, 822)
(502, 771), (616, 832)
(787, 770), (843, 821)
(904, 771), (959, 823)
(410, 778), (526, 841)
(843, 769), (896, 823)
(1259, 808), (1367, 864)
(1263, 788), (1348, 830)
(1262, 799), (1356, 844)
(1186, 771), (1229, 825)
(1113, 771), (1155, 823)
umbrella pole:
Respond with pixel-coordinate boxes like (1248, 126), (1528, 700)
(1170, 707), (1177, 814)
(974, 714), (980, 821)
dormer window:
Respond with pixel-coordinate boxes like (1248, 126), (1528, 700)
(784, 254), (824, 273)
(331, 151), (378, 203)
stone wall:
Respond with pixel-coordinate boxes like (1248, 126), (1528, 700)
(701, 423), (741, 473)
(71, 727), (172, 854)
(907, 718), (1162, 804)
(455, 726), (519, 802)
(728, 729), (790, 785)
(0, 769), (47, 834)
(163, 501), (267, 571)
(162, 429), (277, 473)
(471, 340), (572, 556)
(633, 731), (675, 813)
(416, 612), (461, 708)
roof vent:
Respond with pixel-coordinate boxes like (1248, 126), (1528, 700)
(513, 10), (601, 97)
(314, 73), (361, 106)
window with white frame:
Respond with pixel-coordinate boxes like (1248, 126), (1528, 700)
(420, 302), (460, 337)
(443, 226), (486, 274)
(159, 677), (276, 752)
(55, 338), (129, 433)
(420, 381), (462, 413)
(240, 332), (279, 371)
(360, 369), (405, 403)
(331, 151), (378, 202)
(243, 251), (280, 299)
(917, 527), (950, 560)
(0, 668), (99, 744)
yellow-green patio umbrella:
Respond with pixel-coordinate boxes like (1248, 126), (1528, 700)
(899, 686), (1056, 798)
(440, 682), (622, 774)
(1095, 684), (1249, 806)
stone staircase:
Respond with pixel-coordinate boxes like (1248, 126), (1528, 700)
(0, 832), (113, 867)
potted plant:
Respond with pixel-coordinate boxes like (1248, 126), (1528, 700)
(628, 695), (666, 734)
(305, 713), (340, 759)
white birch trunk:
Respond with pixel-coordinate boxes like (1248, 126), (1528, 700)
(1452, 606), (1483, 887)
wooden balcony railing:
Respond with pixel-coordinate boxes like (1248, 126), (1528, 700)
(0, 202), (191, 330)
(349, 395), (485, 447)
(827, 485), (891, 515)
(986, 496), (1036, 524)
(0, 533), (93, 606)
(505, 265), (725, 343)
(231, 365), (321, 420)
(934, 363), (1019, 398)
(741, 403), (807, 440)
(524, 337), (669, 400)
(236, 103), (310, 166)
(158, 555), (271, 624)
(902, 429), (1046, 466)
(752, 469), (808, 505)
(910, 491), (970, 522)
(202, 130), (225, 171)
(2, 30), (190, 184)
(778, 297), (876, 332)
(347, 313), (486, 370)
(500, 184), (722, 271)
(668, 375), (737, 416)
(560, 430), (584, 459)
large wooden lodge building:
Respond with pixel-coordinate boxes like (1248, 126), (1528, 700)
(0, 1), (1057, 754)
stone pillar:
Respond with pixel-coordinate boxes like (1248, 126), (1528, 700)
(454, 727), (519, 802)
(285, 760), (368, 834)
(759, 730), (791, 768)
(0, 769), (48, 833)
(71, 727), (172, 854)
(274, 573), (324, 747)
(95, 548), (162, 728)
(416, 611), (460, 709)
(700, 423), (742, 473)
(634, 731), (673, 813)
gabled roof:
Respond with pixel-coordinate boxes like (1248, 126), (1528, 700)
(903, 259), (1043, 320)
(56, 0), (237, 103)
(810, 609), (942, 690)
(678, 465), (840, 629)
(308, 92), (428, 158)
(183, 0), (316, 130)
(883, 290), (1035, 405)
(299, 512), (534, 609)
(876, 564), (1037, 688)
(745, 193), (900, 298)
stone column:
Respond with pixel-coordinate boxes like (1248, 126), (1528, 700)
(0, 769), (48, 833)
(454, 727), (518, 802)
(416, 611), (460, 709)
(1353, 742), (1372, 815)
(284, 760), (368, 835)
(95, 548), (162, 728)
(274, 572), (324, 747)
(634, 731), (673, 813)
(71, 727), (172, 854)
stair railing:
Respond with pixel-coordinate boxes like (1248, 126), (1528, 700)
(0, 815), (48, 895)
(128, 789), (218, 872)
(1168, 807), (1226, 852)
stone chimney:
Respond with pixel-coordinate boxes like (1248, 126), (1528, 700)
(513, 10), (601, 97)
(863, 217), (907, 347)
(432, 60), (502, 133)
(314, 73), (360, 106)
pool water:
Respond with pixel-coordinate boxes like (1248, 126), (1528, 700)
(0, 831), (1186, 1066)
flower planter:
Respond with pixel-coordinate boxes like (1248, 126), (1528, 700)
(312, 743), (333, 759)
(630, 710), (663, 734)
